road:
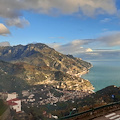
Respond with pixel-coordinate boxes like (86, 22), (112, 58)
(94, 110), (120, 120)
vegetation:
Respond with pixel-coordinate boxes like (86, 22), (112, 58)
(0, 99), (8, 116)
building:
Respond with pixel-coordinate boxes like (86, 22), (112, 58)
(6, 93), (21, 112)
(6, 92), (18, 101)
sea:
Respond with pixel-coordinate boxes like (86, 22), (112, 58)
(82, 60), (120, 92)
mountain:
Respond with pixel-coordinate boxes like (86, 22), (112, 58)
(0, 43), (91, 73)
(0, 43), (94, 92)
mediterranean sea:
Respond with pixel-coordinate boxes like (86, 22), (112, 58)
(82, 60), (120, 92)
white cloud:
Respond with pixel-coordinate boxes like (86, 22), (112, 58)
(6, 17), (30, 28)
(49, 36), (120, 60)
(98, 31), (120, 46)
(0, 23), (10, 36)
(23, 0), (117, 16)
(48, 39), (93, 55)
(86, 48), (93, 52)
(0, 0), (118, 27)
(49, 31), (120, 57)
(69, 31), (120, 48)
(76, 49), (120, 60)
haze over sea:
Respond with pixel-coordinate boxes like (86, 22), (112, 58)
(82, 60), (120, 92)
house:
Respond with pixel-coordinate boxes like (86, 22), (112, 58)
(6, 93), (21, 112)
(22, 90), (29, 97)
(7, 92), (18, 101)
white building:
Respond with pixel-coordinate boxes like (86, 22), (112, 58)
(6, 93), (21, 112)
(22, 90), (29, 97)
(7, 92), (18, 101)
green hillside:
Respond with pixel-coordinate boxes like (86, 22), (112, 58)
(0, 100), (8, 116)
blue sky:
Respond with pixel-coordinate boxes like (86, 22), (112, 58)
(0, 0), (120, 60)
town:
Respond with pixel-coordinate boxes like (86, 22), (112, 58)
(0, 84), (94, 119)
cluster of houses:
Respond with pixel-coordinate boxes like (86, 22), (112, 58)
(0, 86), (93, 119)
(21, 87), (93, 108)
(0, 91), (59, 119)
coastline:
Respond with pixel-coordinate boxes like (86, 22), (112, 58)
(79, 70), (89, 77)
(80, 63), (93, 77)
(80, 64), (95, 92)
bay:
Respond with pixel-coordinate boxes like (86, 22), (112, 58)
(82, 61), (120, 92)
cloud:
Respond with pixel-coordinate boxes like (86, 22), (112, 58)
(49, 31), (120, 55)
(48, 39), (93, 55)
(0, 23), (10, 36)
(49, 37), (120, 60)
(0, 0), (118, 27)
(86, 48), (93, 52)
(0, 41), (10, 46)
(68, 31), (120, 48)
(100, 18), (111, 23)
(6, 17), (30, 28)
(98, 31), (120, 46)
(82, 49), (120, 60)
(33, 0), (117, 16)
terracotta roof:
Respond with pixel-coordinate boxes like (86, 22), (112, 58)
(7, 101), (18, 106)
(7, 98), (21, 106)
(7, 98), (20, 102)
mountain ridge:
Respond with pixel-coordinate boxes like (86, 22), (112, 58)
(0, 43), (94, 92)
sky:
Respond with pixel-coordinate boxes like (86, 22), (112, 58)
(0, 0), (120, 60)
